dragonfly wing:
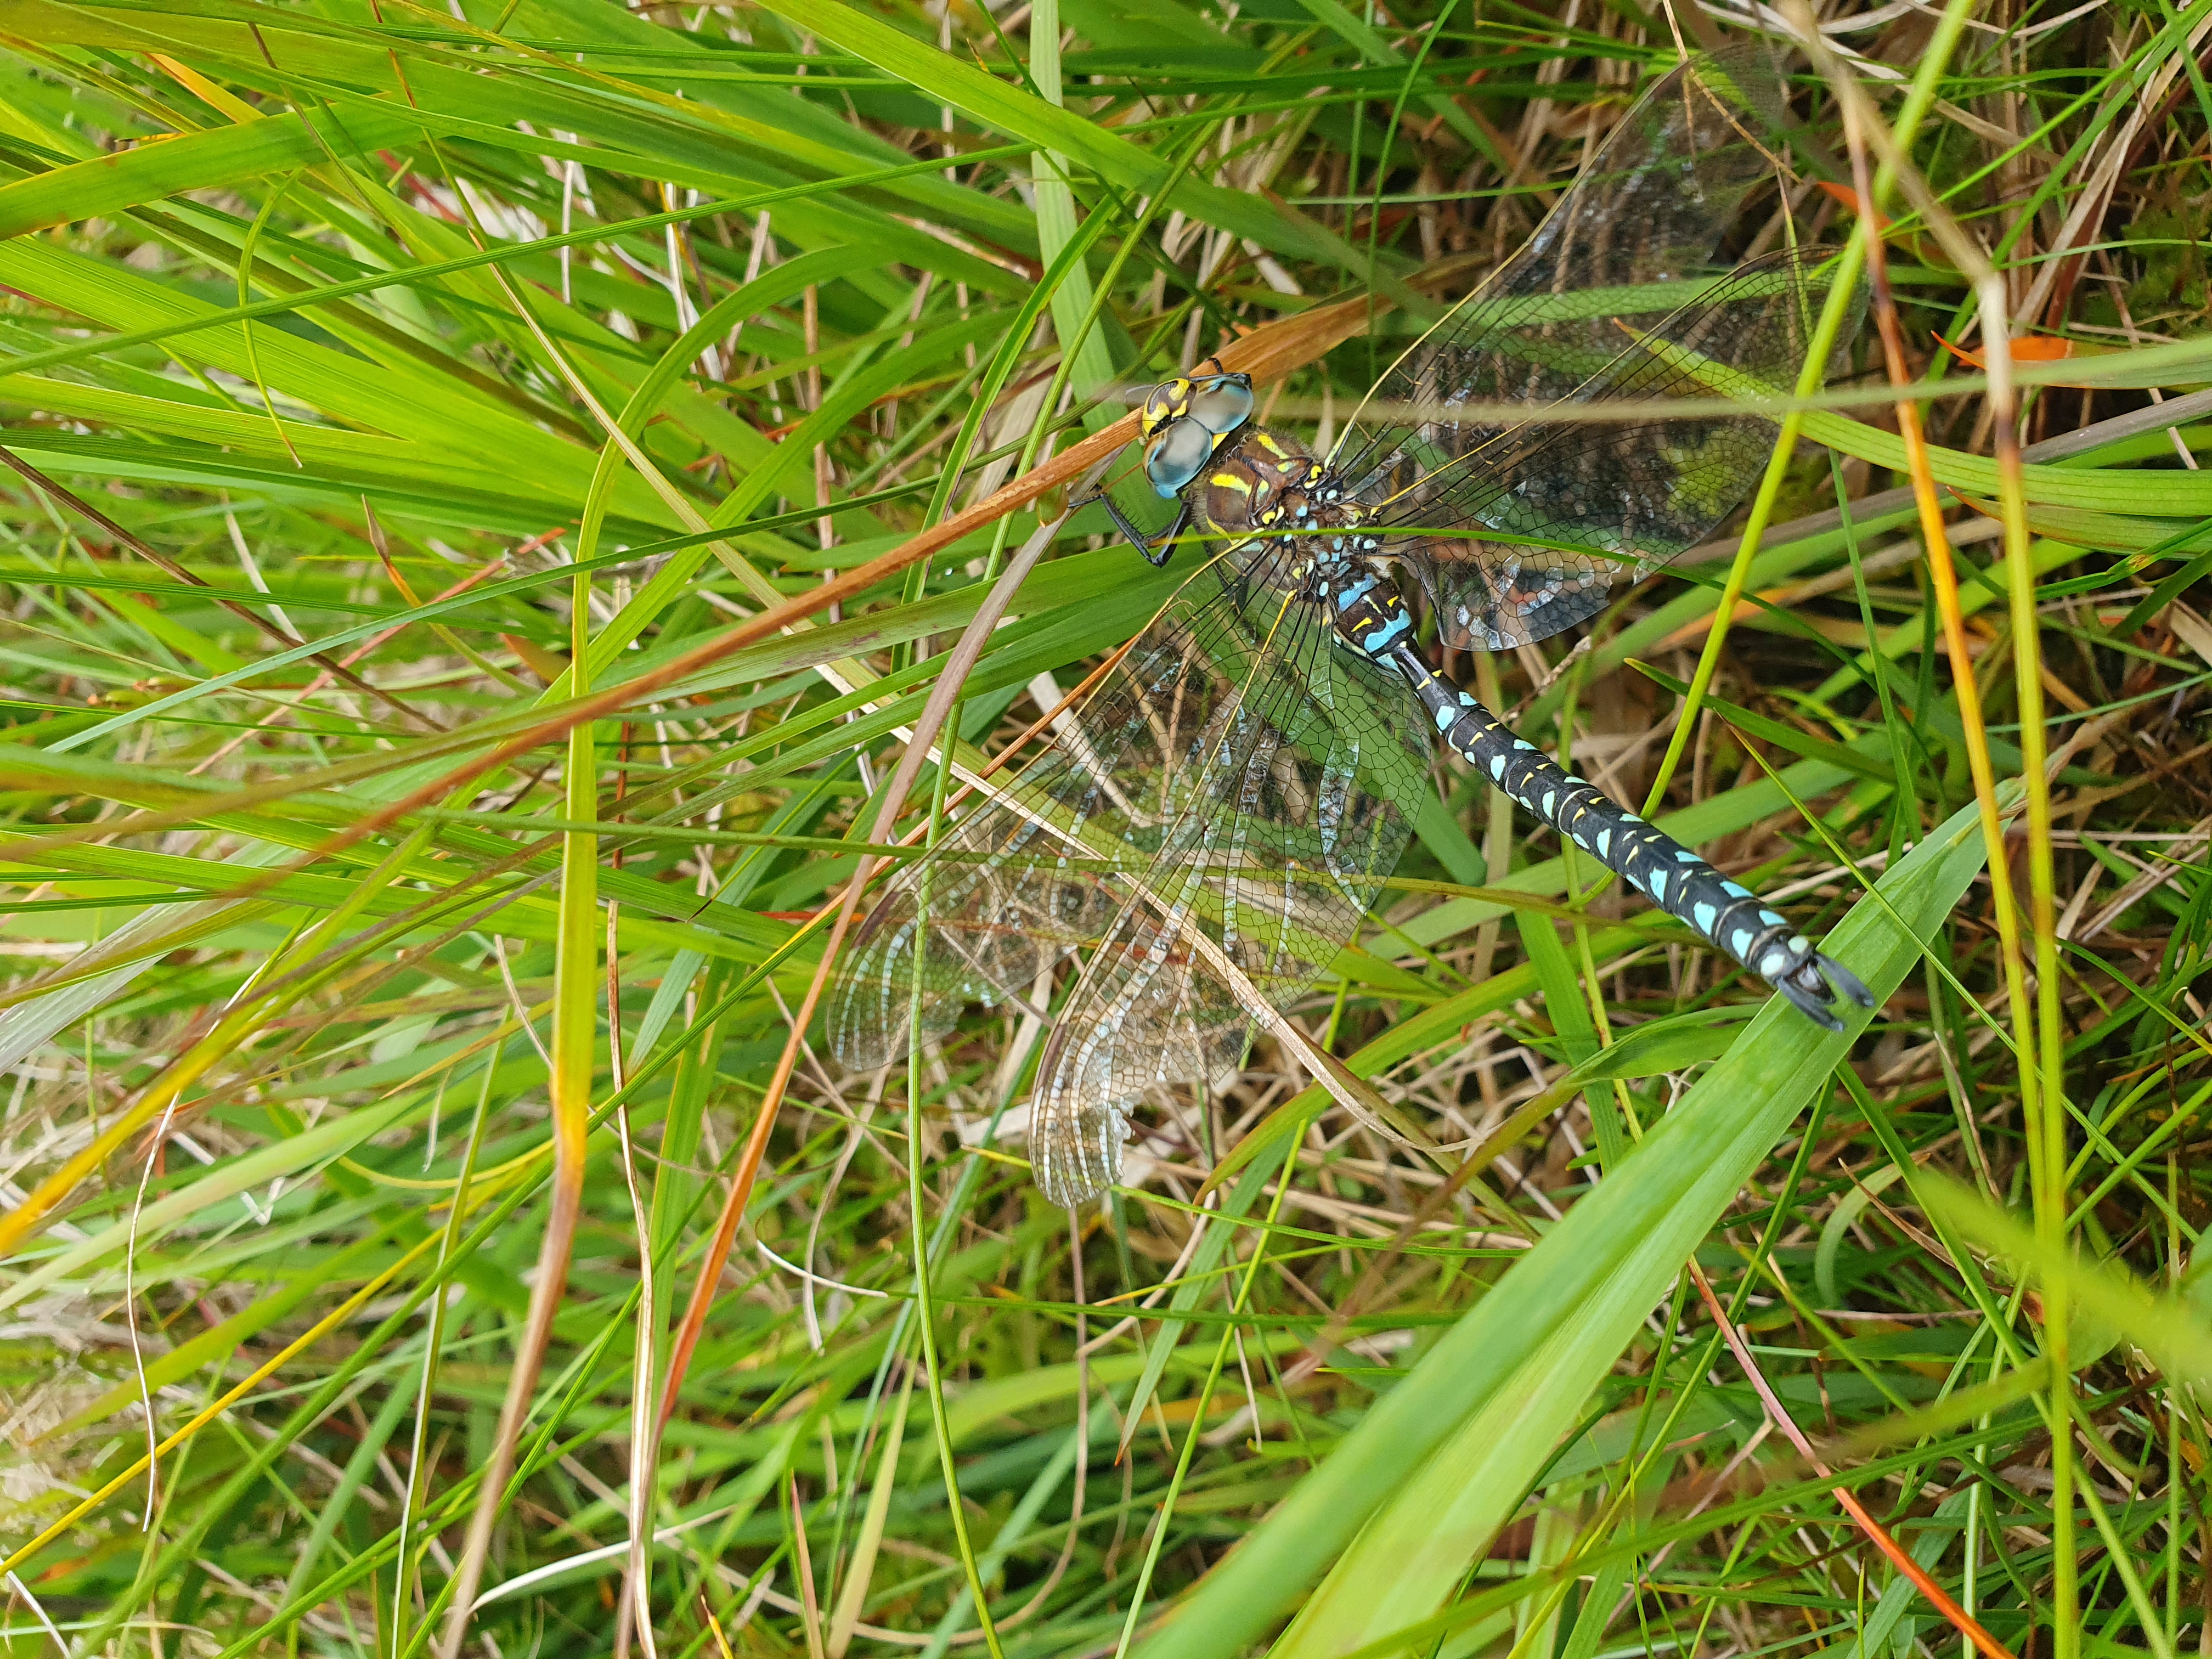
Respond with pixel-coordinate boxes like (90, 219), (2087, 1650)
(827, 556), (1419, 1073)
(1323, 50), (1862, 649)
(1334, 47), (1793, 499)
(826, 589), (1227, 1073)
(1392, 245), (1860, 649)
(1029, 574), (1429, 1208)
(827, 796), (1107, 1075)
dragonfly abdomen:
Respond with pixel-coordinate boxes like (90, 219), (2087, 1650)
(1383, 642), (1872, 1030)
(1310, 556), (1414, 656)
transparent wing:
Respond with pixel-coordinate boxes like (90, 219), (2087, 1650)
(824, 586), (1219, 1073)
(825, 556), (1430, 1209)
(1321, 49), (1861, 649)
(1029, 583), (1429, 1206)
(1333, 46), (1793, 496)
(1382, 245), (1860, 649)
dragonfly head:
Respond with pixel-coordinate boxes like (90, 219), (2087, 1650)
(1139, 359), (1255, 499)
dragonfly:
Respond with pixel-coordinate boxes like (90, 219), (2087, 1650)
(826, 48), (1872, 1209)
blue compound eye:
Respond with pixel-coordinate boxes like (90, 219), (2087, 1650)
(1186, 375), (1253, 437)
(1144, 417), (1214, 498)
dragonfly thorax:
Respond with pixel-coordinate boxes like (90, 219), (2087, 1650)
(1199, 425), (1373, 546)
(1189, 420), (1408, 658)
(1199, 426), (1336, 531)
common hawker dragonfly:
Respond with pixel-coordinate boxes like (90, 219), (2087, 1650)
(827, 48), (1872, 1207)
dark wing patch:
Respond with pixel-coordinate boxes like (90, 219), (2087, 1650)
(1323, 50), (1862, 649)
(1386, 249), (1861, 649)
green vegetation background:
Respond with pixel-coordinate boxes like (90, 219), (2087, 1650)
(0, 1), (2209, 1656)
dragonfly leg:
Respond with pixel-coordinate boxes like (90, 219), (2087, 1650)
(1397, 659), (1875, 1029)
(1085, 490), (1190, 567)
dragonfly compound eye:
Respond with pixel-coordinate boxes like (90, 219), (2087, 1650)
(1185, 375), (1254, 437)
(1144, 417), (1215, 498)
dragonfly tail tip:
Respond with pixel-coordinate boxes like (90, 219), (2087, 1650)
(1774, 950), (1875, 1030)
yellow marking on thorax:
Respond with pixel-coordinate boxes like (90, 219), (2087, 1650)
(1211, 472), (1251, 494)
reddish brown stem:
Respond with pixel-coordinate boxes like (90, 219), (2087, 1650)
(1688, 1263), (2017, 1659)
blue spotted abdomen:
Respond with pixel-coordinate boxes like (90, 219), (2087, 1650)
(1315, 558), (1417, 659)
(1380, 640), (1841, 1007)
